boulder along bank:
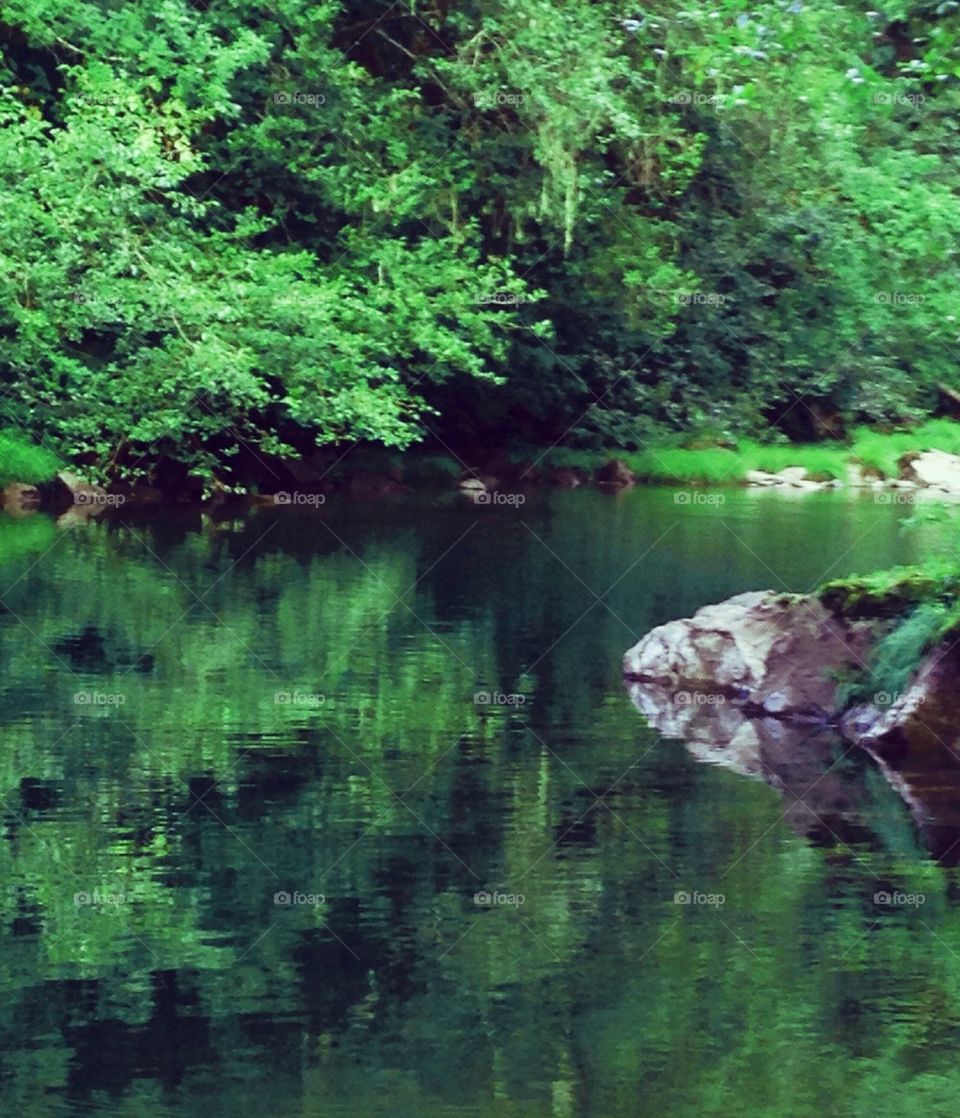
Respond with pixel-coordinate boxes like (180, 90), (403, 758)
(623, 581), (960, 860)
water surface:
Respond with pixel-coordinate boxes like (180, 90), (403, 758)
(0, 488), (955, 1118)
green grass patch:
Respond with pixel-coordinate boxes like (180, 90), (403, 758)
(849, 419), (960, 478)
(819, 562), (960, 620)
(0, 432), (61, 487)
(504, 419), (960, 487)
(625, 446), (742, 484)
(821, 560), (960, 708)
(618, 441), (847, 484)
(735, 440), (848, 480)
(839, 601), (960, 707)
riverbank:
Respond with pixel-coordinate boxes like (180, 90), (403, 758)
(10, 418), (960, 511)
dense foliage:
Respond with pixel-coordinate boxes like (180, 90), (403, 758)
(1, 0), (959, 481)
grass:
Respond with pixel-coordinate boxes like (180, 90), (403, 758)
(0, 432), (61, 487)
(306, 418), (960, 490)
(849, 419), (960, 478)
(504, 419), (960, 487)
(819, 559), (960, 708)
(819, 562), (960, 619)
(836, 601), (955, 708)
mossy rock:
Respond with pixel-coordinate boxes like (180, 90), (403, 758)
(818, 570), (959, 620)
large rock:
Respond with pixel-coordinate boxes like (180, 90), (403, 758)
(900, 449), (960, 494)
(1, 482), (41, 515)
(626, 592), (960, 862)
(46, 471), (109, 514)
(745, 468), (838, 491)
(745, 469), (782, 487)
(622, 590), (875, 720)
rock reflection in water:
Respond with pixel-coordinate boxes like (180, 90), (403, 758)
(626, 682), (878, 847)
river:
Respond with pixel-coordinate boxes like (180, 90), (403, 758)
(0, 487), (955, 1117)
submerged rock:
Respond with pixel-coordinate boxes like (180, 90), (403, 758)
(595, 459), (636, 489)
(457, 475), (497, 494)
(745, 469), (781, 487)
(745, 467), (838, 491)
(622, 590), (874, 720)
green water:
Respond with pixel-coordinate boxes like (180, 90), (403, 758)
(0, 488), (956, 1117)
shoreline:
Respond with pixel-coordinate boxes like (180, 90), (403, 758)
(8, 420), (960, 513)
